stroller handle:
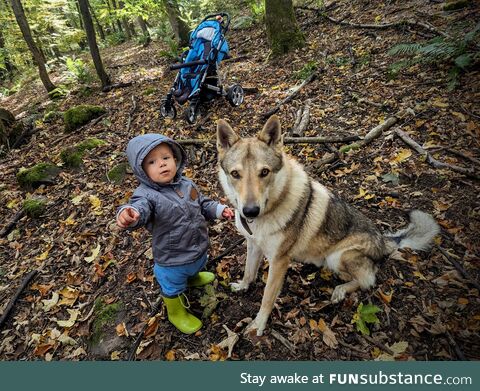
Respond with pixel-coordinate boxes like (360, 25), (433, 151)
(169, 59), (206, 71)
(201, 13), (230, 31)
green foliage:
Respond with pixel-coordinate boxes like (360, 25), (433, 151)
(106, 32), (127, 46)
(63, 105), (106, 133)
(159, 37), (181, 60)
(49, 85), (69, 100)
(65, 57), (94, 84)
(16, 163), (60, 189)
(199, 284), (228, 319)
(388, 23), (480, 89)
(23, 198), (46, 218)
(351, 302), (382, 336)
(295, 60), (318, 79)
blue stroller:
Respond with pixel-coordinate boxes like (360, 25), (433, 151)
(160, 13), (244, 124)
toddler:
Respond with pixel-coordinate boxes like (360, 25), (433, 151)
(116, 134), (233, 334)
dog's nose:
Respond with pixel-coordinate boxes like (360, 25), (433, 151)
(243, 206), (260, 218)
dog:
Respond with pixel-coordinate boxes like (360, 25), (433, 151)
(216, 115), (440, 336)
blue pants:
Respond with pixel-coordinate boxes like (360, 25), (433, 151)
(153, 253), (208, 297)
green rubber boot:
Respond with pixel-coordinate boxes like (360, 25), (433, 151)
(162, 295), (202, 334)
(187, 271), (215, 287)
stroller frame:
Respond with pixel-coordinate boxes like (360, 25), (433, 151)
(160, 13), (244, 124)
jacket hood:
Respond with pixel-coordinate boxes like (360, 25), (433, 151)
(126, 134), (187, 188)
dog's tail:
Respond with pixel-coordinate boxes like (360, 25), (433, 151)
(385, 210), (440, 252)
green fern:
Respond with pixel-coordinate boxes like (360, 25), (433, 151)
(388, 22), (480, 88)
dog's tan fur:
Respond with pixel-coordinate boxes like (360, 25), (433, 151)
(217, 115), (439, 335)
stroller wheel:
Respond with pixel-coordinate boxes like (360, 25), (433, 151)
(185, 103), (199, 124)
(160, 101), (177, 119)
(227, 84), (244, 107)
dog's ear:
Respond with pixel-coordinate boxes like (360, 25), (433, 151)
(217, 119), (240, 151)
(258, 115), (283, 148)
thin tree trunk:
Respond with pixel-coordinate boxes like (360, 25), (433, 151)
(265, 0), (305, 57)
(0, 27), (15, 78)
(162, 0), (190, 47)
(89, 2), (106, 40)
(9, 0), (56, 93)
(137, 16), (151, 45)
(110, 0), (124, 35)
(77, 0), (111, 88)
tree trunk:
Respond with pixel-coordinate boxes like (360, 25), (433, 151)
(162, 0), (190, 47)
(89, 2), (106, 40)
(110, 0), (124, 35)
(0, 27), (15, 79)
(9, 0), (57, 93)
(137, 16), (151, 45)
(265, 0), (305, 57)
(77, 0), (111, 88)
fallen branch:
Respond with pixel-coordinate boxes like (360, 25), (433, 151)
(436, 246), (480, 291)
(271, 329), (296, 353)
(0, 270), (38, 329)
(394, 128), (479, 179)
(261, 71), (319, 118)
(176, 135), (361, 146)
(51, 112), (109, 147)
(290, 100), (311, 137)
(223, 55), (250, 64)
(0, 209), (25, 238)
(102, 82), (133, 93)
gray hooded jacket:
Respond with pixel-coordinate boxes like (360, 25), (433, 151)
(118, 134), (225, 267)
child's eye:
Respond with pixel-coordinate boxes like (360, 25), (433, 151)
(148, 160), (155, 165)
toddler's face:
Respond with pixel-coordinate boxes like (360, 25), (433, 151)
(142, 143), (177, 184)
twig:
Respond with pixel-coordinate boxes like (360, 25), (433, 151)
(337, 340), (370, 358)
(0, 210), (25, 238)
(223, 55), (250, 64)
(0, 270), (38, 329)
(102, 82), (133, 93)
(242, 87), (259, 95)
(261, 71), (319, 118)
(361, 334), (395, 356)
(126, 95), (137, 133)
(176, 135), (361, 146)
(394, 128), (479, 179)
(271, 329), (296, 353)
(445, 331), (467, 361)
(127, 298), (162, 361)
(321, 14), (448, 37)
(194, 112), (212, 131)
(50, 112), (109, 147)
(210, 237), (245, 263)
(436, 246), (480, 291)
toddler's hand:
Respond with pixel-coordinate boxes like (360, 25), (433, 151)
(222, 207), (235, 220)
(117, 207), (140, 228)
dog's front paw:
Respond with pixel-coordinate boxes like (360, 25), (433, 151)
(230, 280), (249, 292)
(331, 285), (347, 303)
(245, 314), (267, 336)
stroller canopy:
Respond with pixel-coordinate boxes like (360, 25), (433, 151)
(175, 19), (229, 103)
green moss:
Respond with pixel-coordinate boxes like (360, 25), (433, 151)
(60, 148), (83, 168)
(77, 137), (105, 152)
(107, 163), (129, 184)
(143, 87), (156, 96)
(443, 0), (469, 11)
(16, 163), (60, 189)
(43, 111), (60, 123)
(63, 105), (106, 133)
(60, 138), (105, 168)
(90, 298), (123, 345)
(23, 198), (46, 218)
(339, 143), (360, 154)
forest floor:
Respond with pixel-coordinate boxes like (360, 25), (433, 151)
(0, 1), (479, 361)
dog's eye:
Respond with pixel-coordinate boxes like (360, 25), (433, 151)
(230, 170), (240, 179)
(260, 168), (270, 177)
